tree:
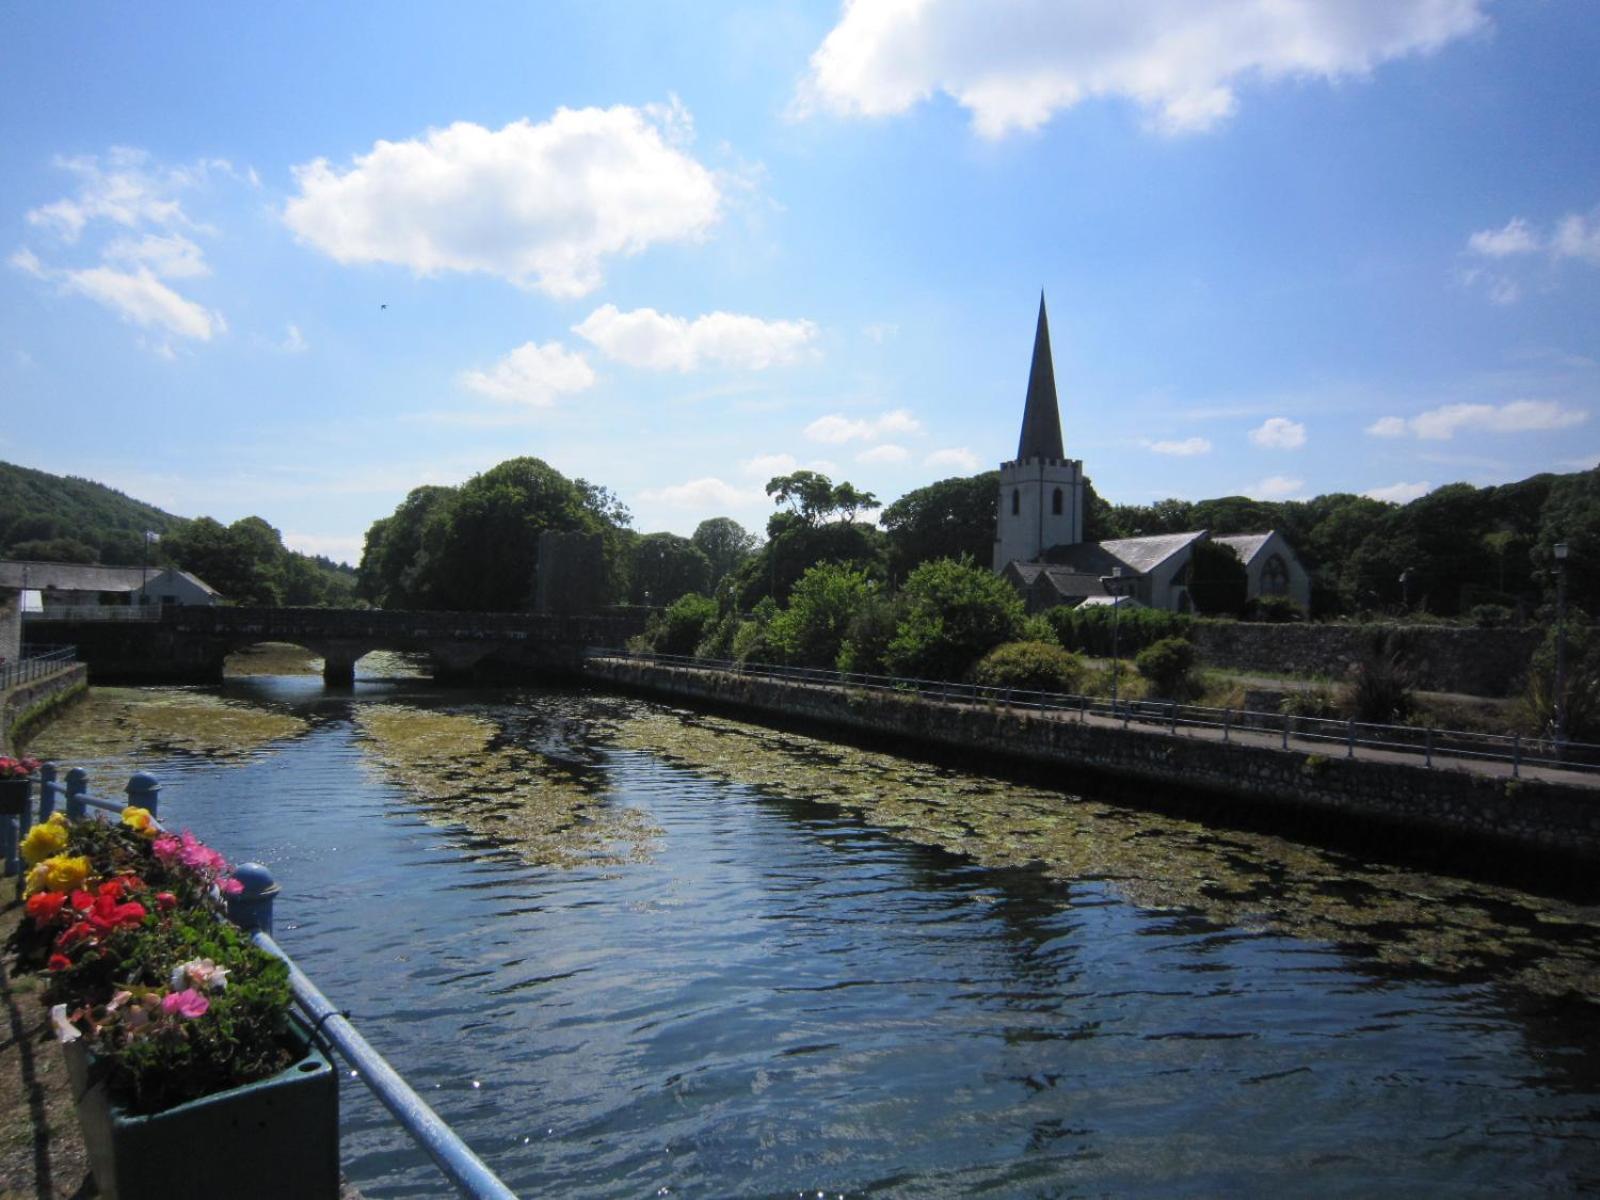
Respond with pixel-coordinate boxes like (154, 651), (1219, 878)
(767, 563), (878, 668)
(357, 485), (455, 608)
(162, 515), (288, 606)
(628, 533), (712, 606)
(692, 517), (758, 588)
(884, 557), (1023, 681)
(731, 518), (887, 608)
(1186, 539), (1247, 616)
(764, 471), (878, 527)
(880, 472), (997, 581)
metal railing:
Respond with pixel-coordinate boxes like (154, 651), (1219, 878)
(0, 645), (78, 690)
(2, 767), (517, 1200)
(585, 647), (1600, 780)
(21, 604), (163, 622)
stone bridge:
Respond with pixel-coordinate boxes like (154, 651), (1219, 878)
(26, 606), (652, 685)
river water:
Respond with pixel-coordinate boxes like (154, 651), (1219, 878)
(24, 667), (1600, 1197)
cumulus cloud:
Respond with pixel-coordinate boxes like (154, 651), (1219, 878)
(857, 443), (909, 464)
(64, 266), (225, 341)
(284, 103), (721, 297)
(1554, 210), (1600, 266)
(1248, 475), (1305, 499)
(280, 324), (308, 354)
(1249, 417), (1306, 449)
(1146, 437), (1211, 456)
(459, 341), (596, 406)
(804, 408), (922, 443)
(742, 452), (799, 477)
(638, 477), (767, 509)
(801, 0), (1486, 137)
(1467, 217), (1539, 259)
(1363, 481), (1433, 503)
(103, 233), (209, 279)
(23, 148), (235, 241)
(572, 304), (817, 371)
(1368, 400), (1587, 440)
(924, 447), (980, 471)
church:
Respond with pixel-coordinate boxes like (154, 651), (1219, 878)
(993, 297), (1311, 615)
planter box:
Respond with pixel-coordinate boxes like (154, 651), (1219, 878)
(65, 1013), (339, 1200)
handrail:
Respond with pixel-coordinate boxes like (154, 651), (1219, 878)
(0, 646), (78, 690)
(2, 767), (519, 1200)
(585, 647), (1600, 780)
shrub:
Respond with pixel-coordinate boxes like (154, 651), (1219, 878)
(884, 558), (1024, 681)
(1134, 636), (1199, 700)
(1019, 613), (1059, 645)
(1468, 603), (1514, 629)
(648, 592), (718, 656)
(767, 563), (877, 668)
(837, 593), (901, 675)
(694, 610), (741, 661)
(731, 597), (780, 666)
(1245, 595), (1306, 623)
(1341, 630), (1414, 723)
(1187, 540), (1248, 617)
(1045, 604), (1192, 657)
(971, 641), (1085, 692)
(1525, 617), (1599, 743)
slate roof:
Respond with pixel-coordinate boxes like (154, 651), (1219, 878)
(0, 560), (219, 596)
(1095, 531), (1208, 574)
(1034, 568), (1107, 599)
(1016, 294), (1064, 461)
(1212, 532), (1273, 565)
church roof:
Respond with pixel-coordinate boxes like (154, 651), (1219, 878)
(1212, 532), (1273, 564)
(1016, 293), (1064, 461)
(1041, 531), (1205, 576)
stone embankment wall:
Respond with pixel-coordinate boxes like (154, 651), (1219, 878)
(1191, 622), (1543, 696)
(586, 658), (1598, 867)
(1, 664), (87, 754)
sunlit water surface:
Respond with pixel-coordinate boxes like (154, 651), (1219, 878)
(26, 671), (1600, 1197)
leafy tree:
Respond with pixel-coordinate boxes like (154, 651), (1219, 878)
(1526, 616), (1600, 743)
(880, 473), (997, 581)
(8, 537), (98, 563)
(357, 485), (455, 607)
(692, 517), (758, 587)
(642, 593), (719, 656)
(767, 563), (877, 668)
(764, 471), (877, 526)
(731, 517), (887, 608)
(1186, 539), (1247, 616)
(629, 533), (712, 606)
(884, 558), (1023, 681)
(162, 516), (287, 606)
(837, 592), (901, 675)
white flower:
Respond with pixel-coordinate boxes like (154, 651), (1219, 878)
(49, 1004), (82, 1043)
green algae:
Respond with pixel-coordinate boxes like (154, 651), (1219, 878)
(354, 703), (658, 869)
(602, 704), (1600, 1002)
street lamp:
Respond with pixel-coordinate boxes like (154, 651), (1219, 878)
(1399, 568), (1414, 612)
(1098, 567), (1126, 706)
(1554, 542), (1569, 747)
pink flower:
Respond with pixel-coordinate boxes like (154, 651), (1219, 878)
(219, 877), (243, 896)
(161, 989), (210, 1019)
(152, 835), (182, 866)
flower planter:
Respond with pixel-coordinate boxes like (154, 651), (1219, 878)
(64, 1012), (340, 1200)
(0, 776), (29, 817)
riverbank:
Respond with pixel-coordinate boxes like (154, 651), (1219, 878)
(585, 655), (1600, 886)
(1, 665), (87, 756)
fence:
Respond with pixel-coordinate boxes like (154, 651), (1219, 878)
(0, 645), (78, 691)
(1, 767), (517, 1200)
(586, 648), (1600, 780)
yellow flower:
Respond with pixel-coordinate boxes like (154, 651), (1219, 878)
(33, 855), (90, 895)
(21, 820), (69, 867)
(121, 806), (157, 837)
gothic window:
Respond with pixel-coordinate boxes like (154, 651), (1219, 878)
(1052, 488), (1063, 515)
(1011, 489), (1020, 516)
(1262, 553), (1290, 597)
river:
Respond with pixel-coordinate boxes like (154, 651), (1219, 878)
(24, 665), (1600, 1197)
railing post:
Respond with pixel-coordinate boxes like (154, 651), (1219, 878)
(125, 771), (161, 817)
(1281, 715), (1289, 751)
(1347, 719), (1356, 759)
(1223, 709), (1231, 743)
(38, 762), (57, 820)
(1513, 734), (1521, 779)
(1168, 702), (1176, 734)
(1425, 728), (1434, 769)
(66, 767), (89, 820)
(227, 862), (280, 936)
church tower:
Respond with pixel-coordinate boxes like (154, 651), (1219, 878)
(992, 295), (1084, 570)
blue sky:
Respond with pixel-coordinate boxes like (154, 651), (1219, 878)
(3, 1), (1597, 563)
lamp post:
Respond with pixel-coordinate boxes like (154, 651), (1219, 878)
(1099, 567), (1126, 707)
(1554, 542), (1569, 748)
(1399, 568), (1414, 613)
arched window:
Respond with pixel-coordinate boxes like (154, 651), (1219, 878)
(1011, 489), (1020, 516)
(1052, 488), (1063, 516)
(1262, 553), (1290, 597)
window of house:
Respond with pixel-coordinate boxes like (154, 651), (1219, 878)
(1262, 553), (1290, 596)
(1011, 489), (1020, 516)
(1052, 488), (1063, 515)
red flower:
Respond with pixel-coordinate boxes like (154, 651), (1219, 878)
(155, 892), (177, 911)
(26, 891), (68, 923)
(97, 879), (125, 901)
(55, 921), (95, 950)
(46, 954), (71, 972)
(86, 893), (146, 934)
(69, 890), (94, 912)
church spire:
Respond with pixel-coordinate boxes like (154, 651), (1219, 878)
(1016, 292), (1064, 461)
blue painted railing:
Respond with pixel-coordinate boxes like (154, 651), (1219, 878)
(2, 768), (518, 1200)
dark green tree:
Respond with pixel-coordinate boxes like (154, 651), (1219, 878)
(628, 533), (712, 606)
(880, 472), (997, 581)
(691, 517), (758, 588)
(1186, 539), (1247, 616)
(884, 557), (1024, 681)
(767, 563), (878, 668)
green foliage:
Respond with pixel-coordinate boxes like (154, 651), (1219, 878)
(1468, 603), (1515, 629)
(767, 563), (878, 668)
(1341, 630), (1415, 723)
(357, 485), (456, 607)
(643, 593), (719, 656)
(1186, 539), (1247, 616)
(1019, 613), (1059, 644)
(691, 517), (758, 588)
(1244, 594), (1306, 622)
(161, 515), (353, 607)
(8, 536), (99, 562)
(1526, 616), (1600, 743)
(1045, 604), (1192, 656)
(730, 516), (887, 608)
(836, 593), (901, 675)
(694, 611), (742, 661)
(628, 532), (712, 606)
(880, 472), (998, 580)
(765, 471), (877, 526)
(971, 641), (1084, 692)
(731, 597), (780, 665)
(0, 460), (180, 564)
(1279, 687), (1340, 720)
(884, 558), (1023, 681)
(1134, 636), (1199, 700)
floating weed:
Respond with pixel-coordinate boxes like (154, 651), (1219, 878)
(354, 704), (659, 870)
(605, 705), (1600, 1001)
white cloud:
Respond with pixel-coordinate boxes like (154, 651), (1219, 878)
(804, 408), (922, 443)
(801, 0), (1486, 137)
(103, 233), (209, 279)
(23, 148), (231, 242)
(742, 452), (799, 477)
(1554, 210), (1600, 266)
(282, 532), (364, 563)
(572, 304), (817, 371)
(458, 341), (595, 406)
(1146, 436), (1211, 456)
(284, 104), (721, 297)
(924, 447), (980, 471)
(280, 324), (308, 354)
(1372, 400), (1588, 440)
(1249, 417), (1306, 449)
(9, 248), (45, 278)
(63, 265), (225, 341)
(1363, 481), (1433, 503)
(638, 477), (766, 509)
(1248, 475), (1305, 499)
(1467, 217), (1539, 258)
(857, 443), (909, 464)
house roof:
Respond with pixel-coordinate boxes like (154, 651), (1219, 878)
(0, 560), (219, 596)
(1044, 531), (1205, 576)
(1016, 293), (1064, 461)
(1213, 532), (1273, 564)
(1034, 568), (1108, 599)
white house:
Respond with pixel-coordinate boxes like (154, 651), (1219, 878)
(0, 561), (222, 613)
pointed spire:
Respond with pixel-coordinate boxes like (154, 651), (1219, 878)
(1017, 292), (1064, 460)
